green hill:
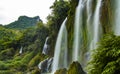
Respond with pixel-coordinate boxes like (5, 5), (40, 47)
(4, 16), (41, 30)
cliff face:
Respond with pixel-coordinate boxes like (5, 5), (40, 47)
(66, 0), (78, 64)
(100, 0), (114, 34)
(66, 0), (114, 68)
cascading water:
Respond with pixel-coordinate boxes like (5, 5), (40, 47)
(86, 0), (93, 38)
(87, 0), (92, 26)
(51, 0), (103, 73)
(72, 0), (84, 62)
(42, 37), (50, 55)
(86, 0), (93, 62)
(91, 0), (102, 50)
(52, 18), (68, 73)
(19, 46), (23, 54)
(115, 0), (120, 35)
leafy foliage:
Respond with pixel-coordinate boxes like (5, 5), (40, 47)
(87, 34), (120, 74)
(0, 26), (22, 50)
(47, 0), (70, 32)
(0, 21), (49, 73)
(46, 0), (70, 56)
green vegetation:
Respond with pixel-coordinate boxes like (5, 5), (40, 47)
(0, 26), (22, 50)
(1, 0), (118, 74)
(4, 16), (41, 30)
(66, 0), (78, 63)
(0, 0), (70, 73)
(87, 34), (120, 74)
(0, 20), (49, 73)
(47, 0), (70, 56)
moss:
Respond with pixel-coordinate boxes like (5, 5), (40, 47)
(66, 0), (78, 65)
(67, 61), (85, 74)
(54, 68), (67, 74)
(100, 0), (114, 34)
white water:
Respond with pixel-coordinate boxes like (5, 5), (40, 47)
(87, 0), (92, 26)
(38, 58), (53, 72)
(19, 46), (23, 54)
(91, 0), (102, 49)
(72, 0), (84, 61)
(86, 0), (93, 62)
(115, 0), (120, 35)
(42, 37), (49, 55)
(52, 18), (68, 73)
(86, 0), (93, 36)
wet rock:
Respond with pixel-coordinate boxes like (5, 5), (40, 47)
(54, 68), (67, 74)
(38, 57), (53, 73)
(67, 61), (86, 74)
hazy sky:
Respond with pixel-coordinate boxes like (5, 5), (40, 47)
(0, 0), (55, 24)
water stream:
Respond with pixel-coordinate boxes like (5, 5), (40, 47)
(72, 0), (84, 62)
(42, 37), (50, 55)
(91, 0), (102, 50)
(52, 18), (68, 73)
(115, 0), (120, 35)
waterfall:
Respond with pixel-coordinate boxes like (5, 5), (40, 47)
(19, 46), (23, 54)
(115, 0), (120, 35)
(38, 58), (53, 73)
(42, 37), (50, 55)
(86, 0), (93, 62)
(87, 0), (93, 37)
(72, 0), (84, 61)
(52, 18), (68, 73)
(91, 0), (102, 49)
(87, 0), (92, 26)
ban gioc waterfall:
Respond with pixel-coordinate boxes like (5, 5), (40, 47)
(51, 0), (120, 74)
(1, 0), (120, 74)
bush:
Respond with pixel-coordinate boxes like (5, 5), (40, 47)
(28, 53), (41, 68)
(0, 61), (9, 70)
(0, 70), (14, 74)
(86, 34), (120, 74)
(0, 48), (15, 60)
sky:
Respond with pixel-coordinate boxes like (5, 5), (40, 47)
(0, 0), (55, 25)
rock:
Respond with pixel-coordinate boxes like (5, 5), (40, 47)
(38, 59), (48, 73)
(54, 68), (67, 74)
(67, 61), (86, 74)
(47, 58), (53, 72)
(38, 57), (53, 73)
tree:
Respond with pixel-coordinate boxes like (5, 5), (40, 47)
(47, 0), (70, 32)
(46, 0), (70, 56)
